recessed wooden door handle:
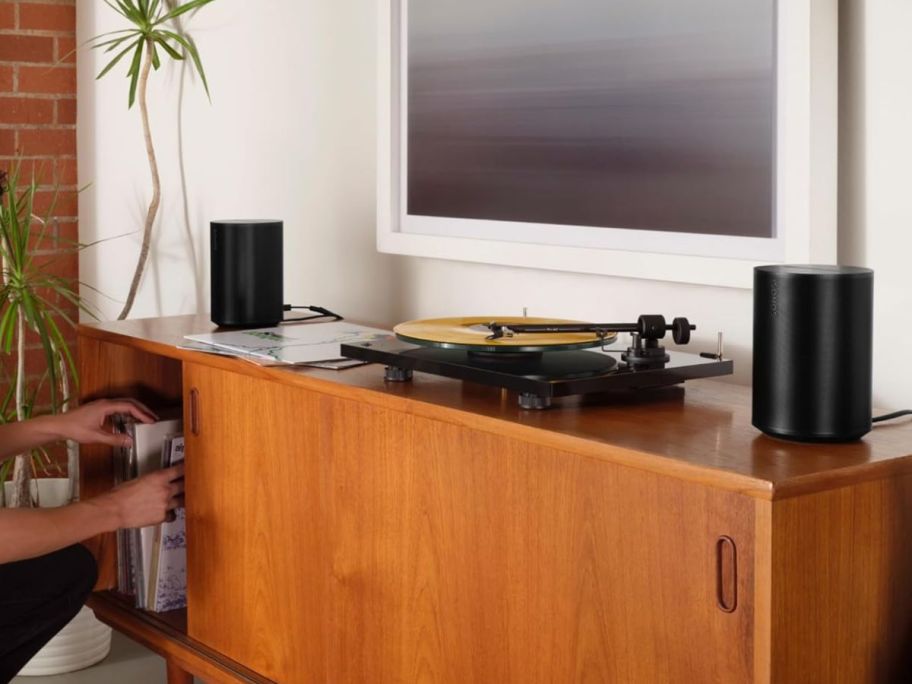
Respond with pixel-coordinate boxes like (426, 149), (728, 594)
(189, 388), (200, 436)
(716, 536), (737, 613)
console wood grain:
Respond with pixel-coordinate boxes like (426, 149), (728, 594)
(77, 315), (912, 683)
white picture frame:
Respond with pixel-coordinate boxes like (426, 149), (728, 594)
(377, 0), (837, 289)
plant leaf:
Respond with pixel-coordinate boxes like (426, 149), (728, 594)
(19, 291), (59, 408)
(88, 28), (137, 41)
(105, 36), (139, 56)
(0, 367), (15, 414)
(44, 310), (77, 385)
(0, 301), (17, 353)
(107, 0), (144, 26)
(127, 40), (144, 107)
(90, 30), (139, 51)
(97, 38), (142, 82)
(157, 0), (215, 24)
(154, 35), (184, 61)
(103, 0), (131, 20)
(117, 0), (146, 25)
(160, 29), (209, 98)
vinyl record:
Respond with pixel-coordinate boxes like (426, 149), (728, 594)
(394, 317), (616, 353)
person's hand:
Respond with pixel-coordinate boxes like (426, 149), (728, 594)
(100, 464), (185, 529)
(51, 398), (158, 447)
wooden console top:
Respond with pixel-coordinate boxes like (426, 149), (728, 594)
(79, 314), (912, 501)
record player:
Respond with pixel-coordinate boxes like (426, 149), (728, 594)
(341, 314), (732, 409)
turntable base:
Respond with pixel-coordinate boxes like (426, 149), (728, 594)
(341, 335), (733, 409)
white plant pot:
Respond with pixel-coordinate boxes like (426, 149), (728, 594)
(4, 477), (70, 507)
(4, 478), (113, 676)
(16, 605), (112, 676)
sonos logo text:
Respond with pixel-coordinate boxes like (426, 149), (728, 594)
(770, 281), (779, 317)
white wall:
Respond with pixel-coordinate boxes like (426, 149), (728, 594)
(839, 0), (912, 410)
(77, 0), (395, 327)
(77, 0), (911, 409)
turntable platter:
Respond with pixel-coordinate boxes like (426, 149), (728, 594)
(394, 317), (617, 353)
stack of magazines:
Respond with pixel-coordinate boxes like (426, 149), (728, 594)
(181, 320), (390, 368)
(112, 413), (187, 612)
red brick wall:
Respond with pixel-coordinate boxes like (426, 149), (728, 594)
(0, 0), (78, 462)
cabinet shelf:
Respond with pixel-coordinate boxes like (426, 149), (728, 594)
(87, 591), (271, 684)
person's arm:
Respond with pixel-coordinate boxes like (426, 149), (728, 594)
(0, 398), (158, 463)
(0, 464), (184, 564)
(0, 397), (175, 564)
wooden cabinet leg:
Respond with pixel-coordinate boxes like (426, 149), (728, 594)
(166, 659), (193, 684)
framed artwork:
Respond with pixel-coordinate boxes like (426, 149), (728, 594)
(377, 0), (837, 288)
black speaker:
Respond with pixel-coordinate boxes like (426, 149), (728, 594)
(210, 220), (284, 327)
(752, 265), (874, 442)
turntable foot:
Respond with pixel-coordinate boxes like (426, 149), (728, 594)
(384, 366), (413, 382)
(519, 393), (551, 410)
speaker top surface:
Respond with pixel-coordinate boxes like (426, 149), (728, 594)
(755, 264), (872, 279)
(211, 219), (282, 226)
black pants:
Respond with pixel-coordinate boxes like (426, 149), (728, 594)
(0, 544), (97, 682)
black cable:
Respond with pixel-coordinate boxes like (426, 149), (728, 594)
(872, 410), (912, 424)
(282, 304), (344, 323)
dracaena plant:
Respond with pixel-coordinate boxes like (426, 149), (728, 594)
(0, 164), (88, 507)
(91, 0), (215, 320)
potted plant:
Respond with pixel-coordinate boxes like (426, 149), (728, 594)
(0, 163), (112, 675)
(90, 0), (216, 320)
